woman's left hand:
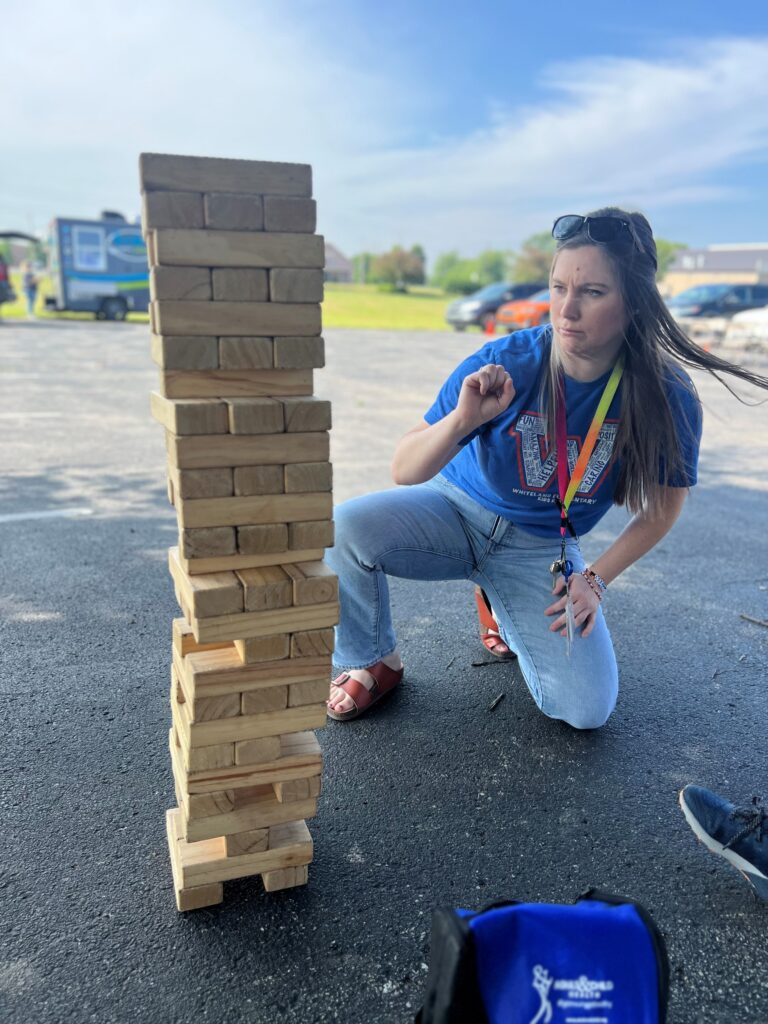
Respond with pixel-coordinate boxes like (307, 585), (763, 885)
(545, 573), (601, 639)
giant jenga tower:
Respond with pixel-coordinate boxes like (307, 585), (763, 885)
(139, 153), (337, 911)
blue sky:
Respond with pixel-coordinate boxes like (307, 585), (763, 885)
(2, 1), (768, 263)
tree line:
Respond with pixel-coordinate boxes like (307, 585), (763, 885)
(351, 233), (686, 294)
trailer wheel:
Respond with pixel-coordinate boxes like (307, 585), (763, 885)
(99, 297), (128, 321)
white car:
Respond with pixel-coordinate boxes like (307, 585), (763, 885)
(723, 304), (768, 351)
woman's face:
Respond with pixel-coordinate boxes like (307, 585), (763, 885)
(550, 245), (630, 369)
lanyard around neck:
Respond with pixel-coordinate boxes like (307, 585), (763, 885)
(555, 353), (624, 537)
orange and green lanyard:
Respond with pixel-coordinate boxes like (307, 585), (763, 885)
(552, 352), (625, 582)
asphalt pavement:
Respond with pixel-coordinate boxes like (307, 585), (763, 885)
(1, 320), (767, 1024)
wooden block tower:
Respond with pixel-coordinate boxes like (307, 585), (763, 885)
(139, 152), (337, 911)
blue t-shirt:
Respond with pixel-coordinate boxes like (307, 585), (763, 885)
(424, 326), (702, 538)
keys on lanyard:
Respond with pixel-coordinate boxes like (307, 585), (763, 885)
(550, 539), (575, 656)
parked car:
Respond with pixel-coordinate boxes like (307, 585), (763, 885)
(667, 283), (768, 319)
(445, 281), (547, 331)
(496, 288), (551, 330)
(723, 304), (768, 350)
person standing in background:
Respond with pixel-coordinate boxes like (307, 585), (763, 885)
(22, 262), (38, 318)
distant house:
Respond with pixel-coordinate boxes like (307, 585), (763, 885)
(663, 244), (768, 296)
(324, 243), (353, 283)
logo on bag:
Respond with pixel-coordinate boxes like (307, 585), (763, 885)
(530, 964), (615, 1023)
(530, 965), (553, 1024)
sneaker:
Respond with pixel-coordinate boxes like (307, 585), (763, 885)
(679, 784), (768, 900)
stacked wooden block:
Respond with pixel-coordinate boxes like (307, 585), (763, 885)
(140, 152), (337, 911)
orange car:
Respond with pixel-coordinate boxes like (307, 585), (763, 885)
(495, 288), (550, 330)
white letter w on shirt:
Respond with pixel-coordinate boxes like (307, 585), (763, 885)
(513, 412), (618, 493)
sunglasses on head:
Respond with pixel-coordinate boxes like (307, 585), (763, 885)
(552, 214), (632, 243)
(552, 214), (657, 269)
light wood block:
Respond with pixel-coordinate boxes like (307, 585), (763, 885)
(289, 520), (334, 549)
(226, 397), (284, 435)
(168, 431), (327, 470)
(237, 524), (288, 555)
(291, 628), (334, 658)
(281, 397), (331, 432)
(174, 686), (327, 747)
(180, 783), (318, 843)
(204, 192), (264, 231)
(151, 334), (219, 370)
(170, 728), (321, 794)
(241, 685), (288, 715)
(191, 600), (339, 645)
(234, 736), (282, 767)
(188, 691), (241, 724)
(234, 465), (284, 495)
(186, 741), (236, 773)
(178, 527), (235, 559)
(152, 229), (323, 270)
(263, 196), (316, 233)
(186, 790), (236, 820)
(172, 618), (234, 658)
(212, 268), (268, 302)
(224, 829), (269, 857)
(150, 266), (211, 301)
(170, 467), (234, 500)
(273, 336), (325, 370)
(180, 730), (321, 791)
(140, 153), (312, 197)
(150, 392), (228, 435)
(152, 299), (320, 338)
(283, 561), (338, 606)
(261, 863), (308, 892)
(168, 548), (244, 618)
(178, 547), (323, 576)
(237, 566), (292, 612)
(284, 461), (332, 493)
(146, 230), (157, 267)
(160, 369), (313, 400)
(166, 806), (313, 886)
(176, 492), (332, 529)
(270, 269), (323, 304)
(218, 337), (273, 369)
(234, 635), (290, 663)
(179, 634), (331, 700)
(289, 677), (331, 707)
(142, 190), (204, 230)
(165, 810), (224, 911)
(274, 776), (321, 803)
(180, 525), (237, 559)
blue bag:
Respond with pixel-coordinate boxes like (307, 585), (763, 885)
(416, 889), (669, 1024)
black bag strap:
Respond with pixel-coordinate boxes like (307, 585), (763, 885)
(579, 888), (670, 1024)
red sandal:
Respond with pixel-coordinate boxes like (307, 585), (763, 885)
(474, 586), (517, 660)
(327, 661), (404, 721)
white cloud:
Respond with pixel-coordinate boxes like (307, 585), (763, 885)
(2, 10), (768, 257)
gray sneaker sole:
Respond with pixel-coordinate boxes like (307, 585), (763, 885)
(679, 789), (768, 900)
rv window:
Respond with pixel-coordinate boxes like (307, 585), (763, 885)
(73, 226), (107, 272)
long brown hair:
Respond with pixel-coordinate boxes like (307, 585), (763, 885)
(543, 206), (768, 517)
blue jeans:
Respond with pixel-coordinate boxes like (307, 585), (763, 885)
(326, 475), (618, 730)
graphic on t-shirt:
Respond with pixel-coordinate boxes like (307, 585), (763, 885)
(512, 412), (618, 496)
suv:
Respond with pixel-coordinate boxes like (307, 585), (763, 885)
(446, 281), (548, 331)
(668, 283), (768, 318)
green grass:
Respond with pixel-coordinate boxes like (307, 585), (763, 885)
(323, 282), (452, 330)
(1, 273), (459, 331)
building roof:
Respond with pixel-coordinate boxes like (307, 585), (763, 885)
(669, 246), (768, 273)
(325, 243), (352, 273)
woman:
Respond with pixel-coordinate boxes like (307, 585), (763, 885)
(325, 208), (768, 728)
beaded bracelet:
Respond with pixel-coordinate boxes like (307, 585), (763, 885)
(580, 568), (607, 600)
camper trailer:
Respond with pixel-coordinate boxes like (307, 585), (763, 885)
(46, 211), (149, 320)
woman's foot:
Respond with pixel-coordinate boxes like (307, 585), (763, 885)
(327, 651), (404, 719)
(474, 586), (517, 660)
